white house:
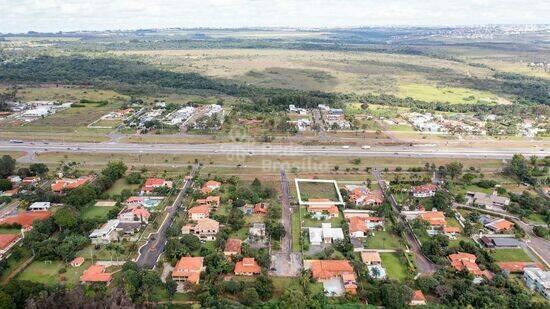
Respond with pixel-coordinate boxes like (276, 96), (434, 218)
(89, 220), (120, 245)
(28, 202), (51, 212)
(309, 223), (344, 246)
(524, 267), (550, 300)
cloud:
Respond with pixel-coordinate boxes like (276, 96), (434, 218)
(0, 0), (548, 33)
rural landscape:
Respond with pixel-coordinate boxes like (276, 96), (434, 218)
(0, 5), (549, 309)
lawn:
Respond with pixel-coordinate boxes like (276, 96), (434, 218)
(271, 277), (324, 296)
(296, 180), (340, 202)
(365, 230), (403, 250)
(380, 252), (410, 281)
(17, 260), (89, 286)
(105, 178), (140, 195)
(490, 248), (533, 262)
(80, 206), (114, 220)
(301, 206), (343, 228)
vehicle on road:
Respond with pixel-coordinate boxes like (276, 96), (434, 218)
(342, 145), (350, 149)
(9, 140), (23, 144)
(361, 145), (371, 149)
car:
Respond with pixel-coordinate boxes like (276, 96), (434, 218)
(342, 145), (350, 149)
(361, 145), (371, 149)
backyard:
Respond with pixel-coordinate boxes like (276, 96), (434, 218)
(380, 252), (410, 281)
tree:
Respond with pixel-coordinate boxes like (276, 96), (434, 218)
(29, 163), (49, 176)
(180, 234), (201, 252)
(165, 278), (177, 300)
(126, 172), (142, 185)
(0, 179), (12, 191)
(102, 161), (127, 181)
(445, 162), (463, 180)
(380, 282), (412, 309)
(53, 207), (78, 231)
(0, 155), (16, 178)
(0, 291), (15, 309)
(254, 273), (274, 300)
(64, 185), (97, 208)
(240, 287), (260, 306)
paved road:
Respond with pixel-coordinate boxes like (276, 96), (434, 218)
(0, 140), (548, 159)
(373, 169), (440, 274)
(455, 204), (550, 267)
(136, 172), (195, 268)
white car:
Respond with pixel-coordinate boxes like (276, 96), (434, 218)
(361, 145), (371, 149)
(341, 145), (350, 149)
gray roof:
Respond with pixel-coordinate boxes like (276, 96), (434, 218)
(491, 237), (521, 247)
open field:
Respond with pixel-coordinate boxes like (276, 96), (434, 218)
(296, 180), (340, 202)
(106, 178), (140, 195)
(490, 248), (533, 262)
(80, 206), (114, 220)
(17, 260), (90, 286)
(365, 230), (404, 250)
(397, 84), (500, 105)
(0, 151), (26, 159)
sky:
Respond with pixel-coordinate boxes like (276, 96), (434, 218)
(1, 0), (549, 33)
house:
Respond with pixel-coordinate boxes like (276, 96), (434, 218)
(345, 185), (384, 206)
(0, 234), (21, 260)
(410, 290), (427, 306)
(419, 211), (447, 228)
(224, 238), (242, 258)
(7, 175), (22, 186)
(360, 251), (382, 265)
(253, 203), (269, 215)
(289, 104), (307, 115)
(89, 219), (120, 244)
(309, 223), (344, 246)
(249, 223), (266, 239)
(80, 264), (113, 284)
(498, 262), (542, 274)
(118, 206), (150, 224)
(28, 202), (51, 212)
(188, 205), (210, 220)
(485, 219), (514, 233)
(524, 267), (550, 300)
(141, 178), (173, 195)
(470, 192), (510, 210)
(0, 211), (52, 230)
(70, 257), (85, 267)
(443, 226), (461, 238)
(201, 180), (221, 194)
(449, 252), (493, 282)
(182, 218), (219, 241)
(196, 196), (221, 208)
(348, 217), (368, 238)
(308, 260), (357, 296)
(172, 256), (205, 284)
(479, 236), (521, 248)
(1, 188), (18, 197)
(125, 196), (163, 209)
(234, 258), (262, 276)
(22, 176), (40, 186)
(307, 200), (339, 219)
(51, 175), (95, 193)
(412, 184), (438, 198)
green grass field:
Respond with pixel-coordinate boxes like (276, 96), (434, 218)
(380, 252), (410, 281)
(105, 178), (140, 195)
(365, 230), (404, 250)
(17, 260), (89, 286)
(292, 212), (301, 252)
(490, 248), (533, 262)
(398, 84), (499, 105)
(80, 206), (114, 220)
(297, 181), (340, 202)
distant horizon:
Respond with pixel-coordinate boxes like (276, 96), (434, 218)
(2, 24), (550, 36)
(1, 0), (549, 34)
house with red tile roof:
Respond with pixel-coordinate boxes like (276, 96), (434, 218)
(0, 211), (52, 230)
(253, 203), (269, 215)
(51, 175), (95, 193)
(80, 264), (113, 284)
(449, 252), (493, 282)
(118, 205), (151, 224)
(308, 259), (357, 295)
(201, 180), (221, 194)
(485, 219), (514, 233)
(412, 184), (438, 198)
(140, 178), (173, 195)
(345, 185), (384, 206)
(348, 217), (368, 238)
(419, 211), (447, 228)
(307, 200), (339, 219)
(498, 262), (543, 274)
(172, 256), (205, 284)
(181, 218), (219, 241)
(410, 290), (427, 306)
(0, 233), (21, 260)
(360, 251), (382, 265)
(188, 205), (210, 220)
(196, 196), (221, 208)
(70, 257), (85, 267)
(224, 238), (242, 258)
(235, 258), (262, 276)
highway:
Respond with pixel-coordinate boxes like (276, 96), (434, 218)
(0, 140), (548, 159)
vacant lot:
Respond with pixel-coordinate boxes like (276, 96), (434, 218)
(17, 260), (89, 286)
(380, 252), (410, 281)
(80, 206), (114, 220)
(106, 178), (140, 195)
(365, 230), (404, 250)
(297, 181), (340, 202)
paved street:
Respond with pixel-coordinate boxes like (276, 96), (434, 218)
(136, 171), (195, 268)
(373, 168), (440, 274)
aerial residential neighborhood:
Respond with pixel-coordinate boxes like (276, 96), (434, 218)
(0, 2), (549, 308)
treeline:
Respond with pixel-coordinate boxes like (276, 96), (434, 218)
(354, 93), (549, 116)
